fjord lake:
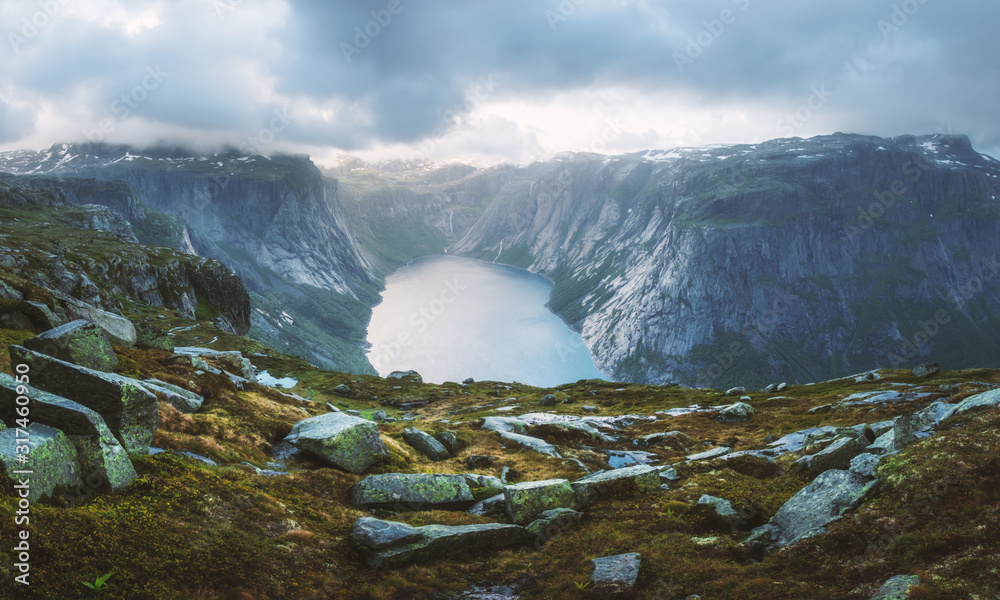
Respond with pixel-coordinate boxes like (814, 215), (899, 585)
(366, 255), (607, 387)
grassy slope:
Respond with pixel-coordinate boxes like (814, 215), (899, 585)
(1, 292), (999, 599)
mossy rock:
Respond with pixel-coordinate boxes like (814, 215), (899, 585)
(24, 319), (119, 371)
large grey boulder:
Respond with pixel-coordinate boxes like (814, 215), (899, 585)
(641, 431), (698, 449)
(402, 427), (450, 461)
(284, 412), (389, 474)
(9, 346), (158, 454)
(745, 469), (877, 554)
(350, 473), (477, 510)
(505, 479), (578, 525)
(62, 301), (135, 347)
(952, 388), (1000, 415)
(526, 508), (582, 541)
(0, 423), (81, 502)
(571, 465), (660, 506)
(386, 370), (422, 383)
(725, 387), (746, 396)
(716, 402), (754, 423)
(142, 379), (204, 414)
(686, 446), (732, 461)
(871, 575), (921, 599)
(591, 552), (641, 596)
(697, 495), (747, 529)
(352, 517), (423, 550)
(498, 431), (561, 458)
(134, 321), (173, 351)
(16, 301), (65, 331)
(0, 374), (136, 492)
(793, 435), (868, 474)
(24, 320), (118, 371)
(362, 522), (531, 569)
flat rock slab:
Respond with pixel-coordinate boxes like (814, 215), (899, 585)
(365, 523), (531, 569)
(24, 320), (118, 371)
(591, 552), (641, 595)
(505, 479), (577, 525)
(0, 373), (136, 491)
(351, 473), (476, 510)
(0, 423), (82, 502)
(794, 435), (867, 474)
(173, 347), (254, 379)
(498, 431), (561, 458)
(686, 446), (732, 461)
(953, 388), (1000, 415)
(10, 345), (158, 454)
(284, 412), (389, 474)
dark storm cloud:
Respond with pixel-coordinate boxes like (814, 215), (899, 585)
(0, 0), (998, 157)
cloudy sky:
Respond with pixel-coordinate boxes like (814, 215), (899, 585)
(1, 0), (997, 166)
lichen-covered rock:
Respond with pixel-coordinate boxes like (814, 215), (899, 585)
(505, 479), (578, 525)
(0, 373), (135, 492)
(0, 423), (81, 502)
(686, 446), (732, 461)
(386, 370), (422, 383)
(467, 493), (507, 518)
(526, 507), (582, 539)
(134, 321), (173, 351)
(497, 431), (561, 458)
(17, 300), (64, 331)
(24, 320), (119, 371)
(364, 522), (531, 569)
(434, 430), (460, 454)
(571, 465), (660, 505)
(871, 575), (921, 599)
(9, 345), (158, 455)
(745, 469), (878, 554)
(60, 301), (135, 346)
(952, 388), (1000, 415)
(352, 517), (423, 550)
(402, 427), (450, 461)
(350, 473), (476, 510)
(697, 495), (746, 529)
(284, 412), (389, 474)
(641, 430), (698, 449)
(142, 379), (204, 413)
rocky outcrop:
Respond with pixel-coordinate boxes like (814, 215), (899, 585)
(402, 427), (450, 461)
(10, 345), (158, 454)
(283, 412), (389, 474)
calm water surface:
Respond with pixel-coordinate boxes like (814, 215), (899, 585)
(366, 255), (607, 387)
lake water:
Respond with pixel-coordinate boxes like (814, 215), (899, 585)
(365, 255), (607, 387)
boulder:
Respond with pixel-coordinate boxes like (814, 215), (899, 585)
(724, 387), (746, 396)
(9, 346), (158, 454)
(134, 321), (173, 351)
(434, 430), (460, 454)
(697, 495), (745, 530)
(526, 507), (582, 540)
(284, 412), (389, 473)
(387, 370), (422, 383)
(17, 301), (64, 331)
(716, 402), (754, 424)
(539, 394), (558, 406)
(498, 431), (561, 458)
(0, 423), (81, 502)
(871, 575), (921, 599)
(24, 320), (119, 371)
(142, 379), (204, 414)
(776, 382), (789, 392)
(334, 383), (351, 395)
(504, 479), (578, 525)
(350, 473), (476, 510)
(744, 469), (878, 554)
(952, 388), (1000, 415)
(173, 347), (254, 380)
(0, 374), (136, 492)
(463, 377), (475, 384)
(849, 453), (882, 479)
(62, 302), (135, 347)
(0, 280), (22, 301)
(352, 517), (423, 550)
(402, 427), (450, 461)
(591, 552), (641, 598)
(793, 435), (868, 474)
(466, 455), (496, 469)
(363, 522), (531, 569)
(571, 465), (660, 505)
(467, 493), (507, 518)
(763, 383), (777, 393)
(910, 363), (939, 378)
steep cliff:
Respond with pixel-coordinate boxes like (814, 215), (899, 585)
(452, 134), (1000, 387)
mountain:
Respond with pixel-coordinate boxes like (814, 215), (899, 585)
(3, 134), (1000, 388)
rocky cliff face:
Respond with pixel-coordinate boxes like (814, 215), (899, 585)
(451, 134), (1000, 387)
(5, 135), (1000, 388)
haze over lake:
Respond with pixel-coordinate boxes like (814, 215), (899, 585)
(366, 255), (607, 387)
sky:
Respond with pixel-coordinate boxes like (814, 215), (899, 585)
(1, 0), (998, 166)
